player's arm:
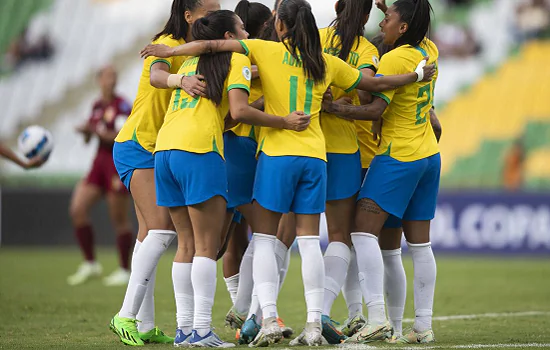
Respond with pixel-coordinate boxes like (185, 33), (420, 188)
(141, 40), (247, 59)
(76, 123), (92, 144)
(355, 58), (435, 92)
(249, 96), (264, 111)
(323, 96), (388, 121)
(150, 61), (207, 98)
(430, 107), (442, 142)
(0, 142), (43, 169)
(228, 88), (310, 131)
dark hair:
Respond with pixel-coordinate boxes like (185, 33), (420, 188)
(393, 0), (433, 48)
(370, 33), (394, 57)
(257, 15), (279, 41)
(330, 0), (373, 62)
(192, 10), (238, 105)
(273, 0), (281, 11)
(234, 1), (272, 38)
(278, 0), (326, 83)
(153, 0), (202, 41)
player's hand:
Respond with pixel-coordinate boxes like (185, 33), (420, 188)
(181, 75), (207, 98)
(372, 119), (383, 146)
(140, 44), (173, 59)
(375, 0), (388, 13)
(76, 124), (92, 135)
(416, 57), (436, 82)
(284, 111), (311, 132)
(322, 88), (333, 112)
(24, 155), (45, 169)
(334, 97), (353, 106)
(224, 113), (238, 131)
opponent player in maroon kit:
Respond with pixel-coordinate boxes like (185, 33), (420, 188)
(67, 65), (134, 286)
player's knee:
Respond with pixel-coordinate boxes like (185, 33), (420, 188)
(69, 203), (88, 225)
(327, 228), (351, 246)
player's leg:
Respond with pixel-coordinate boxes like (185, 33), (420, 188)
(288, 157), (327, 347)
(169, 206), (195, 347)
(67, 179), (103, 285)
(223, 217), (248, 305)
(104, 190), (133, 286)
(379, 223), (406, 339)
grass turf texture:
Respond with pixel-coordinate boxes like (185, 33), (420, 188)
(0, 248), (549, 349)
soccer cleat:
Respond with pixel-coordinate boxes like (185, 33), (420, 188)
(321, 315), (346, 344)
(289, 322), (326, 346)
(239, 315), (261, 345)
(109, 313), (144, 346)
(174, 329), (193, 347)
(338, 314), (366, 337)
(67, 261), (102, 286)
(343, 322), (392, 344)
(103, 268), (130, 287)
(249, 317), (282, 347)
(384, 332), (402, 343)
(139, 326), (174, 344)
(277, 317), (294, 338)
(188, 329), (235, 348)
(225, 307), (246, 330)
(395, 328), (435, 344)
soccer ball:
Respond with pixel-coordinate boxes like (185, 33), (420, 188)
(17, 125), (54, 160)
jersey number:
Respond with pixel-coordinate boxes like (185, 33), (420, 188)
(415, 83), (432, 125)
(289, 76), (314, 115)
(172, 89), (199, 111)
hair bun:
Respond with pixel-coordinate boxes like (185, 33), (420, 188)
(200, 17), (210, 25)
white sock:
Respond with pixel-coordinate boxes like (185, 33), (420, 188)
(274, 239), (288, 289)
(297, 236), (324, 323)
(247, 287), (262, 322)
(351, 232), (386, 326)
(323, 242), (350, 316)
(224, 274), (239, 305)
(119, 230), (175, 319)
(132, 239), (157, 333)
(382, 249), (406, 335)
(234, 237), (254, 315)
(280, 247), (291, 289)
(192, 256), (217, 337)
(342, 247), (363, 319)
(408, 242), (436, 332)
(173, 262), (194, 335)
(253, 233), (279, 320)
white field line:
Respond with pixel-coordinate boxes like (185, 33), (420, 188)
(335, 343), (550, 349)
(403, 311), (550, 323)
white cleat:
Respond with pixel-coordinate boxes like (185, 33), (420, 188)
(103, 268), (130, 286)
(188, 330), (235, 348)
(249, 317), (283, 347)
(289, 322), (327, 346)
(67, 261), (102, 286)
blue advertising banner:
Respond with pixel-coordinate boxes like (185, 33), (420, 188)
(319, 192), (550, 254)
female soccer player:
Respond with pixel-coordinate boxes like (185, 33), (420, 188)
(154, 10), (309, 347)
(316, 0), (381, 343)
(109, 0), (220, 346)
(324, 0), (440, 344)
(67, 65), (134, 287)
(142, 2), (433, 348)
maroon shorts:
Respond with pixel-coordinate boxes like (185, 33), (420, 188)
(86, 149), (128, 195)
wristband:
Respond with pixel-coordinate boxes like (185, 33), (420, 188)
(167, 74), (183, 88)
(415, 60), (426, 82)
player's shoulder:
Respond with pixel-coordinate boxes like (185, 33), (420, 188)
(231, 52), (251, 64)
(152, 34), (186, 47)
(358, 37), (380, 57)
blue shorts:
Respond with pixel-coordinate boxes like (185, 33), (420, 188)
(361, 167), (402, 228)
(327, 151), (362, 201)
(224, 132), (258, 209)
(113, 141), (155, 190)
(253, 153), (327, 214)
(359, 153), (441, 221)
(155, 150), (228, 207)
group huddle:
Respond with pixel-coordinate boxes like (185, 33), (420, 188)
(107, 0), (441, 347)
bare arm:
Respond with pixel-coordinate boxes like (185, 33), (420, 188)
(141, 40), (246, 59)
(94, 128), (118, 145)
(249, 96), (264, 111)
(228, 89), (310, 131)
(150, 61), (172, 89)
(357, 68), (375, 105)
(429, 108), (442, 142)
(150, 61), (207, 98)
(355, 60), (435, 92)
(323, 96), (388, 121)
(0, 142), (44, 169)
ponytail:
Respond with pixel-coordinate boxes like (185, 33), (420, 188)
(393, 0), (432, 48)
(279, 0), (326, 83)
(235, 0), (272, 38)
(330, 0), (373, 62)
(154, 0), (202, 41)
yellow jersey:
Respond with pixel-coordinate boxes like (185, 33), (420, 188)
(115, 35), (187, 152)
(319, 27), (379, 156)
(229, 78), (262, 141)
(155, 53), (252, 158)
(372, 39), (439, 162)
(239, 39), (362, 161)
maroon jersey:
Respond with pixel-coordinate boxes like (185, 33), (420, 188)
(88, 95), (132, 152)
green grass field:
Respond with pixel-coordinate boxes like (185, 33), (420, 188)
(1, 248), (549, 349)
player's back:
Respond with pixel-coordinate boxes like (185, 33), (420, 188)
(374, 39), (439, 162)
(115, 35), (186, 152)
